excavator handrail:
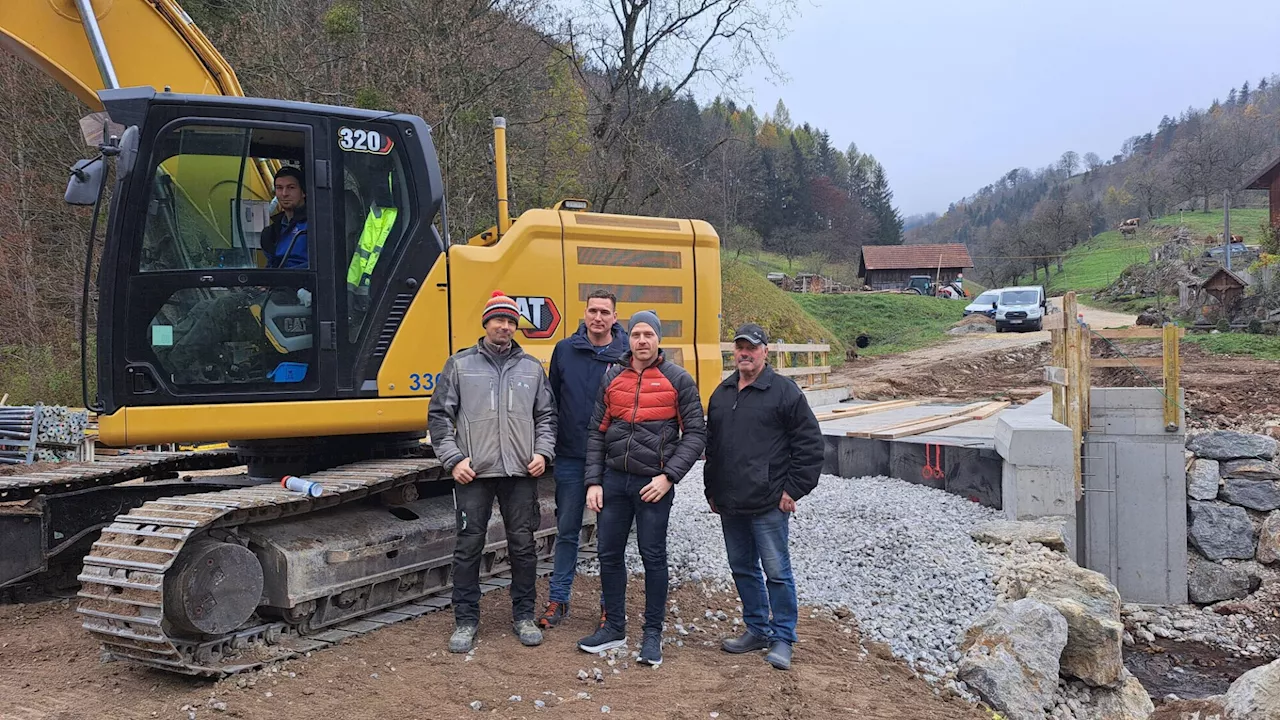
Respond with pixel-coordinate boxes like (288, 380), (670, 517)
(0, 0), (243, 111)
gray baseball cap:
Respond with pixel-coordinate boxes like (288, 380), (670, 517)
(733, 323), (768, 346)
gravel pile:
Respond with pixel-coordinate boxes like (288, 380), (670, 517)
(580, 462), (1004, 680)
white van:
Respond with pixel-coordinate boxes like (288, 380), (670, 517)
(993, 286), (1047, 332)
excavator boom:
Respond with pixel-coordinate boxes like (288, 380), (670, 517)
(0, 0), (242, 110)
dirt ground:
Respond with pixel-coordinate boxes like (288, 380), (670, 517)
(0, 576), (988, 720)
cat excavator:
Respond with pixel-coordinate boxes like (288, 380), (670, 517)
(0, 0), (722, 675)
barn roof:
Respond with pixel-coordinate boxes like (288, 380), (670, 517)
(1244, 153), (1280, 190)
(860, 243), (974, 273)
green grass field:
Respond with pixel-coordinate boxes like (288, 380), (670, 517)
(1153, 208), (1269, 242)
(720, 261), (846, 361)
(795, 292), (967, 357)
(1184, 333), (1280, 360)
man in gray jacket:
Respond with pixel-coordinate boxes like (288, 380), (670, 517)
(428, 290), (557, 653)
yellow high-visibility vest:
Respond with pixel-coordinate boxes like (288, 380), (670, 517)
(346, 205), (399, 290)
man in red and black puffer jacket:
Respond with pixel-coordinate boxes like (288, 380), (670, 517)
(577, 310), (706, 667)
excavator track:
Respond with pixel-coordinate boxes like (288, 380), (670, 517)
(75, 456), (569, 676)
(0, 448), (241, 502)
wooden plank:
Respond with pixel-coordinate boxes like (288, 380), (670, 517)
(847, 401), (992, 438)
(1090, 357), (1165, 370)
(1164, 323), (1181, 430)
(867, 401), (1010, 440)
(1093, 327), (1162, 340)
(1042, 313), (1067, 331)
(1064, 291), (1083, 502)
(720, 342), (831, 353)
(1044, 366), (1068, 386)
(814, 400), (923, 422)
(774, 366), (832, 378)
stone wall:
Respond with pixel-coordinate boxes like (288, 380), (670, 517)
(1184, 430), (1280, 605)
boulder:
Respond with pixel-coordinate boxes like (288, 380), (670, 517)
(1258, 511), (1280, 565)
(1223, 657), (1280, 719)
(1088, 669), (1155, 720)
(969, 519), (1067, 552)
(1221, 458), (1280, 481)
(1187, 561), (1262, 604)
(957, 599), (1068, 720)
(1188, 501), (1257, 561)
(1019, 564), (1124, 688)
(1187, 431), (1278, 461)
(1220, 479), (1280, 512)
(1187, 458), (1221, 501)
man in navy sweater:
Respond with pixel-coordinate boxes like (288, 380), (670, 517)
(538, 289), (629, 629)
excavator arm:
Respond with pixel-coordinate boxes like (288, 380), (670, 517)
(0, 0), (243, 110)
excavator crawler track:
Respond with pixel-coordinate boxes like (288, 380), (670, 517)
(76, 456), (571, 676)
(0, 449), (241, 503)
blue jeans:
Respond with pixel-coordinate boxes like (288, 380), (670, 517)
(720, 508), (798, 644)
(549, 457), (587, 603)
(597, 468), (673, 636)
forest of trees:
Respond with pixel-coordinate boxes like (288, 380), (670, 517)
(0, 0), (902, 394)
(911, 75), (1280, 288)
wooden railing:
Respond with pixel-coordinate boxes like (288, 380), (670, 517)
(720, 342), (831, 388)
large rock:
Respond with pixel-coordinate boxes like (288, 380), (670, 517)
(1223, 657), (1280, 719)
(1188, 560), (1262, 604)
(1187, 458), (1221, 500)
(1258, 511), (1280, 564)
(1220, 478), (1280, 512)
(1187, 431), (1278, 461)
(969, 519), (1067, 552)
(1188, 501), (1257, 561)
(1088, 669), (1156, 720)
(957, 599), (1068, 720)
(1019, 564), (1124, 688)
(1221, 458), (1280, 481)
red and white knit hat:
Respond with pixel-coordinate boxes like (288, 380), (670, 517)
(482, 290), (520, 326)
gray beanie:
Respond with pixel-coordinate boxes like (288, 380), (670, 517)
(628, 310), (662, 340)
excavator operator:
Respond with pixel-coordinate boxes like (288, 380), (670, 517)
(260, 166), (310, 269)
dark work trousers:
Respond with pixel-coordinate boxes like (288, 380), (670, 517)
(451, 476), (539, 627)
(596, 468), (674, 637)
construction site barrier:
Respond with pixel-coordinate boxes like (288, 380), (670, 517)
(720, 342), (830, 388)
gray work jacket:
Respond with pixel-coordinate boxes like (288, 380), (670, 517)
(427, 339), (557, 479)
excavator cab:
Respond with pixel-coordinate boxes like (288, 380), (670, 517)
(89, 88), (443, 415)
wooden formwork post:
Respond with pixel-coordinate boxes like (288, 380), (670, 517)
(1163, 323), (1182, 431)
(1063, 292), (1084, 500)
(1051, 326), (1067, 425)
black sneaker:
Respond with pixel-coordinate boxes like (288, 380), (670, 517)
(578, 625), (627, 654)
(638, 632), (663, 666)
(537, 601), (569, 629)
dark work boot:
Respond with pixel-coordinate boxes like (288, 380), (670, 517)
(537, 601), (569, 629)
(765, 640), (792, 670)
(721, 630), (772, 654)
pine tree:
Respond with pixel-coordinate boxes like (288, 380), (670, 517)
(772, 99), (792, 130)
(1260, 78), (1270, 93)
(1227, 87), (1237, 106)
(866, 163), (903, 245)
(1240, 80), (1251, 106)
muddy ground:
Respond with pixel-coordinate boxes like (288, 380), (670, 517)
(0, 576), (987, 720)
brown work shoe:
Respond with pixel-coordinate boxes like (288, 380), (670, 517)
(537, 601), (569, 629)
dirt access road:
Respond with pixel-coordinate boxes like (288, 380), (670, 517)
(0, 576), (987, 720)
(834, 300), (1136, 395)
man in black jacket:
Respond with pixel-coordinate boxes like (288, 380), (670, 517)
(704, 323), (823, 671)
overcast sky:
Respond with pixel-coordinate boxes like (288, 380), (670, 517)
(739, 0), (1280, 217)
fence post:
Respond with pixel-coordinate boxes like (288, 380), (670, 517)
(1163, 323), (1181, 431)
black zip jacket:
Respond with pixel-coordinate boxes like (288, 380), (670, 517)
(704, 365), (824, 515)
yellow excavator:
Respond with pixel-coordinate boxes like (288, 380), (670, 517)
(0, 0), (721, 675)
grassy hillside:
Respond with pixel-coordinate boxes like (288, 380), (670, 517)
(795, 293), (967, 357)
(720, 261), (846, 360)
(1023, 209), (1272, 298)
(1185, 333), (1280, 360)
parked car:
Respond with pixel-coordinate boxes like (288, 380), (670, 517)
(964, 290), (1000, 317)
(994, 286), (1047, 332)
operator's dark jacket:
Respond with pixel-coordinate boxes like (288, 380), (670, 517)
(704, 365), (824, 516)
(548, 321), (629, 460)
(585, 350), (705, 485)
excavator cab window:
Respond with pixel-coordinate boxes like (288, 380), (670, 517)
(127, 121), (320, 390)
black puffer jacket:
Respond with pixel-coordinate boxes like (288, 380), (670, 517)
(585, 351), (706, 485)
(704, 365), (823, 515)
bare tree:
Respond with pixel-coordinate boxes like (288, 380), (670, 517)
(1083, 152), (1102, 173)
(1059, 150), (1080, 178)
(548, 0), (795, 211)
(1128, 161), (1169, 219)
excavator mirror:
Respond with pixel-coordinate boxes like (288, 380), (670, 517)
(65, 157), (106, 206)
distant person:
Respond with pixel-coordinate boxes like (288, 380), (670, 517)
(538, 290), (628, 630)
(428, 291), (558, 653)
(577, 311), (705, 667)
(703, 323), (823, 671)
